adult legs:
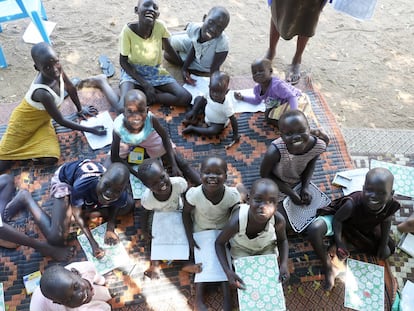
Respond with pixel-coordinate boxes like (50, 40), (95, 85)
(156, 81), (192, 107)
(286, 35), (310, 84)
(265, 19), (280, 61)
(182, 123), (224, 137)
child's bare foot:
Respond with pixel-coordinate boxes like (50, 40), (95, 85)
(181, 263), (202, 274)
(3, 189), (29, 221)
(286, 64), (301, 85)
(38, 243), (76, 261)
(0, 239), (19, 249)
(78, 74), (108, 89)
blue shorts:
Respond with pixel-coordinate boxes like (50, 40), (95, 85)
(313, 215), (334, 236)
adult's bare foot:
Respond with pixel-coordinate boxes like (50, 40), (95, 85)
(78, 74), (108, 89)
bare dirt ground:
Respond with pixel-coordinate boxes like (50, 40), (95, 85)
(0, 0), (412, 129)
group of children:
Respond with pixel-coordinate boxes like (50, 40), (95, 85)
(0, 0), (410, 310)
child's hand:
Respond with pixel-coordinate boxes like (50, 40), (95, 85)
(144, 85), (157, 105)
(91, 125), (107, 136)
(93, 246), (105, 259)
(104, 231), (120, 245)
(234, 92), (243, 101)
(182, 70), (196, 86)
(78, 105), (99, 119)
(279, 265), (290, 283)
(289, 192), (303, 205)
(300, 187), (313, 205)
(227, 271), (245, 290)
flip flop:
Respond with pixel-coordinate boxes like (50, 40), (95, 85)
(286, 64), (301, 85)
(99, 55), (115, 78)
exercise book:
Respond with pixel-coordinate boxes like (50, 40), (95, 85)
(283, 182), (331, 232)
(77, 222), (130, 275)
(193, 230), (229, 283)
(344, 258), (384, 310)
(80, 110), (114, 150)
(234, 254), (286, 311)
(150, 211), (189, 260)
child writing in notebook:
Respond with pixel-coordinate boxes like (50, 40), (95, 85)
(136, 158), (201, 278)
(182, 71), (239, 149)
(110, 89), (201, 186)
(234, 58), (304, 126)
(183, 156), (241, 311)
(0, 42), (107, 173)
(215, 178), (290, 290)
(30, 262), (111, 311)
(118, 0), (192, 109)
(164, 6), (230, 85)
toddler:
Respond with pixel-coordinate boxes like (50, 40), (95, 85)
(313, 167), (401, 290)
(234, 58), (305, 126)
(119, 0), (191, 108)
(137, 158), (200, 278)
(215, 178), (290, 290)
(182, 71), (239, 148)
(183, 156), (241, 311)
(30, 261), (111, 310)
(165, 6), (230, 85)
(0, 42), (108, 173)
(110, 89), (201, 185)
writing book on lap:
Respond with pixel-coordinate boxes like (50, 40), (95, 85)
(150, 211), (189, 260)
(77, 222), (130, 275)
(80, 111), (114, 150)
(344, 259), (384, 311)
(283, 182), (331, 233)
(234, 254), (286, 311)
(193, 230), (230, 283)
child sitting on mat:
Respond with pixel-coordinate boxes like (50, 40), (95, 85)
(234, 58), (308, 126)
(183, 156), (241, 311)
(164, 6), (230, 85)
(182, 71), (240, 149)
(313, 167), (401, 290)
(0, 42), (110, 173)
(30, 261), (111, 311)
(118, 0), (192, 109)
(0, 174), (75, 261)
(110, 89), (201, 185)
(260, 110), (332, 289)
(137, 158), (201, 278)
(215, 178), (290, 290)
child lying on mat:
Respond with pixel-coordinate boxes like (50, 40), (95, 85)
(0, 174), (75, 261)
(182, 71), (240, 149)
(30, 261), (111, 311)
(215, 178), (290, 291)
(46, 160), (133, 259)
(260, 110), (333, 289)
(183, 156), (241, 311)
(118, 0), (191, 109)
(164, 6), (230, 85)
(234, 58), (308, 127)
(0, 42), (114, 173)
(314, 167), (401, 290)
(109, 89), (201, 185)
(136, 158), (201, 279)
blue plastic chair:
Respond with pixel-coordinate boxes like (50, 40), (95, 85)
(0, 0), (50, 68)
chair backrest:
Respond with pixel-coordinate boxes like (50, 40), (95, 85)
(0, 0), (46, 23)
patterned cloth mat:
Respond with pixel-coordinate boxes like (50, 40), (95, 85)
(0, 76), (396, 310)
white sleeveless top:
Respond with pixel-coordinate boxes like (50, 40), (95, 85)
(25, 74), (65, 110)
